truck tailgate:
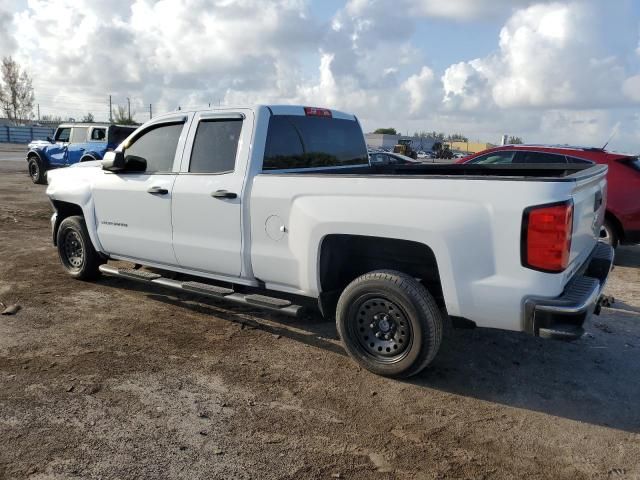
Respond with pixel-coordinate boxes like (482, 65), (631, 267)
(566, 167), (608, 277)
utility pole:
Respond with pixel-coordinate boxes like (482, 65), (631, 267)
(127, 97), (131, 122)
(37, 104), (40, 121)
(108, 95), (113, 122)
(149, 103), (152, 120)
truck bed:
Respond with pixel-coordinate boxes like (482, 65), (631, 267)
(270, 162), (605, 181)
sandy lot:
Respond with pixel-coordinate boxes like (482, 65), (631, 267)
(0, 156), (639, 479)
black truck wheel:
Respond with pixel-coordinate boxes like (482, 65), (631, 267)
(336, 270), (443, 378)
(56, 216), (103, 280)
(28, 155), (46, 184)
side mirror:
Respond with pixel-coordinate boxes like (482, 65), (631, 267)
(47, 136), (53, 143)
(102, 151), (125, 171)
(102, 151), (147, 173)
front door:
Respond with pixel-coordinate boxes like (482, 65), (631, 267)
(92, 118), (189, 265)
(47, 127), (71, 166)
(171, 112), (249, 277)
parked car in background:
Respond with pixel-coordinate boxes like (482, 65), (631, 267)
(26, 123), (137, 184)
(369, 151), (425, 165)
(460, 145), (640, 247)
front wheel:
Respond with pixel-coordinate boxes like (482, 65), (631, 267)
(28, 156), (46, 184)
(336, 270), (443, 378)
(56, 216), (104, 280)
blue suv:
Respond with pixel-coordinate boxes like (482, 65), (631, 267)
(26, 123), (137, 184)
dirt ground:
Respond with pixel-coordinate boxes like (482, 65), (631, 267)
(0, 154), (639, 480)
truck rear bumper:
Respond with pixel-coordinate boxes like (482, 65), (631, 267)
(524, 242), (614, 340)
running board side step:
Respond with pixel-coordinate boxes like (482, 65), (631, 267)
(99, 265), (304, 318)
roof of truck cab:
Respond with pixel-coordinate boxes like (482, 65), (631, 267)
(56, 123), (137, 129)
(152, 105), (357, 121)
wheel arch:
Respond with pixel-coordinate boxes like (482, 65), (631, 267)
(80, 152), (100, 162)
(27, 149), (48, 167)
(604, 209), (625, 243)
(51, 201), (85, 246)
(317, 234), (444, 318)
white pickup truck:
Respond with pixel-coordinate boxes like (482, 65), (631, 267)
(45, 105), (614, 378)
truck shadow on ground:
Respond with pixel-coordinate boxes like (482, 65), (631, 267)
(413, 314), (640, 433)
(615, 245), (639, 268)
(98, 272), (639, 434)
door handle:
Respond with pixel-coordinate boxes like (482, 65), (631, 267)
(147, 186), (169, 195)
(211, 190), (237, 199)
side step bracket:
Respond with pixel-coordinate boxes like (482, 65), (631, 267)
(99, 265), (304, 317)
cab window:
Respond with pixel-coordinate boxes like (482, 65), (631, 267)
(124, 123), (183, 173)
(55, 128), (71, 142)
(189, 119), (242, 173)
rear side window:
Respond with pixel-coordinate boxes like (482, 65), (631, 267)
(189, 119), (242, 173)
(90, 128), (106, 141)
(263, 115), (368, 171)
(70, 127), (88, 143)
(467, 151), (514, 164)
(124, 123), (183, 173)
(514, 152), (567, 164)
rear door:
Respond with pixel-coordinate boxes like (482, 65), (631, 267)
(171, 110), (251, 277)
(67, 126), (89, 164)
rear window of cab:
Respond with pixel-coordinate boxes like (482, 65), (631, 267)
(262, 115), (368, 171)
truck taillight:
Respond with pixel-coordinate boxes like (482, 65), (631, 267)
(304, 107), (332, 118)
(521, 200), (573, 273)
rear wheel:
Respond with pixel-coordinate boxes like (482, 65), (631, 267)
(28, 155), (46, 184)
(336, 270), (443, 378)
(600, 220), (619, 248)
(56, 216), (103, 280)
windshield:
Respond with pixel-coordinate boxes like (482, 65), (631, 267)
(624, 156), (640, 172)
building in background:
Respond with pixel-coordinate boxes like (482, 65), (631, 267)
(365, 133), (436, 152)
(366, 132), (494, 154)
(449, 141), (495, 154)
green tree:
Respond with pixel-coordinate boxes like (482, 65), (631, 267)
(112, 105), (138, 125)
(447, 133), (468, 142)
(0, 56), (35, 124)
(373, 127), (397, 135)
(507, 136), (523, 144)
(41, 114), (62, 123)
(82, 112), (95, 123)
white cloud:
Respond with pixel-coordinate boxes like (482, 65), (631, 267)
(403, 66), (437, 114)
(0, 0), (16, 57)
(1, 0), (640, 151)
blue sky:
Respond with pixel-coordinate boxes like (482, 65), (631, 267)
(1, 0), (639, 150)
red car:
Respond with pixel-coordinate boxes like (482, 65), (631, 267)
(460, 145), (640, 247)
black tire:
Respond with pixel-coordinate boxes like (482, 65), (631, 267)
(28, 155), (46, 184)
(56, 215), (103, 280)
(600, 219), (619, 248)
(336, 270), (443, 378)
